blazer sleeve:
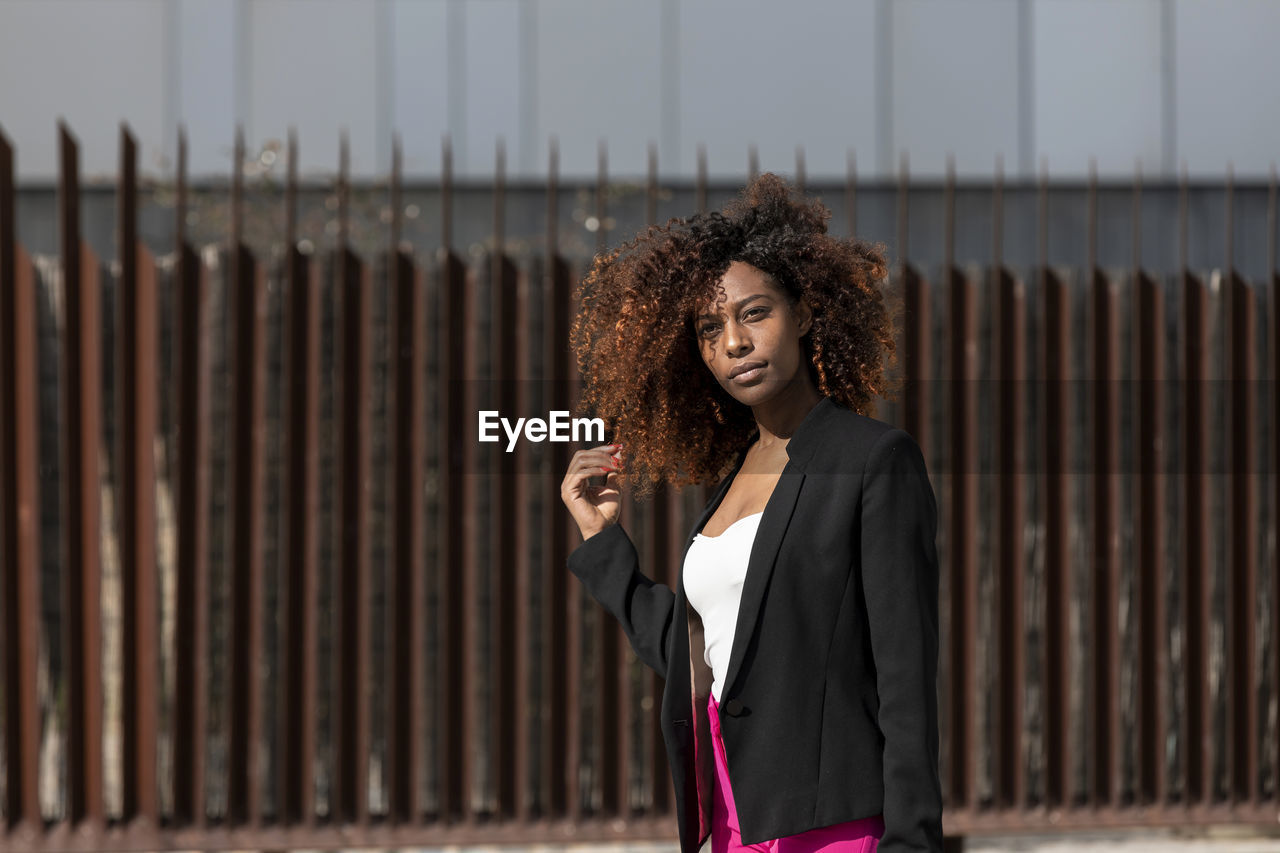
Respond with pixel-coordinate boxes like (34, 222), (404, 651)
(567, 523), (676, 680)
(860, 427), (944, 853)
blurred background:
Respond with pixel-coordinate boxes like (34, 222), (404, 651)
(1, 2), (1279, 853)
(1, 0), (1278, 183)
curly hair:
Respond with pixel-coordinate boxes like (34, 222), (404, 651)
(570, 172), (901, 497)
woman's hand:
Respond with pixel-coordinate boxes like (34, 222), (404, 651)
(561, 443), (623, 540)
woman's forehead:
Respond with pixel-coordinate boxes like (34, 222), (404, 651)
(692, 264), (783, 308)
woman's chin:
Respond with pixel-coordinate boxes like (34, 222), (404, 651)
(722, 382), (777, 409)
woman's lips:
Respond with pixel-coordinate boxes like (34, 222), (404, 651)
(730, 364), (766, 384)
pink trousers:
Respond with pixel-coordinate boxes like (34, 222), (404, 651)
(707, 694), (885, 853)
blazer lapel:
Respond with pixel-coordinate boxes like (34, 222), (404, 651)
(719, 461), (806, 698)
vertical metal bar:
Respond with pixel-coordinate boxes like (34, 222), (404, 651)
(1133, 164), (1167, 806)
(490, 138), (520, 819)
(1040, 156), (1072, 808)
(992, 157), (1027, 808)
(747, 145), (759, 185)
(511, 259), (533, 823)
(643, 143), (671, 817)
(1271, 164), (1279, 807)
(438, 134), (479, 823)
(943, 156), (974, 810)
(1225, 167), (1258, 804)
(226, 126), (266, 826)
(1179, 167), (1211, 804)
(279, 129), (319, 827)
(437, 134), (462, 820)
(438, 250), (469, 821)
(794, 146), (805, 194)
(171, 127), (208, 828)
(334, 135), (372, 826)
(542, 138), (575, 819)
(594, 139), (624, 818)
(59, 120), (105, 828)
(950, 261), (979, 813)
(564, 143), (586, 820)
(387, 135), (424, 824)
(498, 146), (535, 821)
(460, 255), (481, 821)
(1087, 158), (1122, 806)
(603, 140), (632, 818)
(410, 249), (429, 822)
(0, 126), (42, 832)
(117, 123), (160, 826)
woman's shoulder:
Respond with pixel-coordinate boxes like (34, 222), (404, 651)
(789, 399), (905, 474)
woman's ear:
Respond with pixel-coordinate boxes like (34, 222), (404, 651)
(794, 299), (813, 336)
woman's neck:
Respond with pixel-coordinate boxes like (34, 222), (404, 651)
(750, 380), (823, 451)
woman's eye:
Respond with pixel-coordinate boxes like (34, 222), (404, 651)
(698, 324), (719, 337)
(744, 307), (766, 320)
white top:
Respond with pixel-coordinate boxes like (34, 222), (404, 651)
(682, 511), (764, 702)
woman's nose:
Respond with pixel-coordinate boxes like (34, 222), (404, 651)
(723, 322), (751, 355)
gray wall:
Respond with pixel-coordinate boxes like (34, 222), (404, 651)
(0, 0), (1277, 182)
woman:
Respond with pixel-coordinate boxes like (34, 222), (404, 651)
(560, 173), (943, 853)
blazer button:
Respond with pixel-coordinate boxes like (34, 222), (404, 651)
(723, 699), (744, 717)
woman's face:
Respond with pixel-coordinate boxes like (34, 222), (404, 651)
(693, 260), (813, 409)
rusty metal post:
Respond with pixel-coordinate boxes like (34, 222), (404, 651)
(1223, 167), (1258, 805)
(489, 137), (523, 819)
(386, 134), (425, 825)
(226, 127), (267, 827)
(1038, 158), (1073, 809)
(943, 152), (978, 811)
(991, 156), (1027, 809)
(332, 133), (373, 826)
(0, 125), (42, 836)
(542, 137), (580, 819)
(437, 133), (477, 822)
(1271, 164), (1279, 805)
(117, 122), (160, 828)
(1178, 164), (1212, 804)
(171, 126), (209, 828)
(1085, 160), (1123, 807)
(278, 129), (320, 827)
(59, 120), (106, 829)
(642, 142), (676, 816)
(1132, 162), (1168, 806)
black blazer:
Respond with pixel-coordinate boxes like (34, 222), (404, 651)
(568, 396), (943, 852)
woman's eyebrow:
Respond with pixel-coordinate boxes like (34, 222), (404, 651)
(694, 293), (770, 321)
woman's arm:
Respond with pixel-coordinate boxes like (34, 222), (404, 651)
(562, 444), (677, 680)
(567, 524), (676, 680)
(860, 427), (944, 853)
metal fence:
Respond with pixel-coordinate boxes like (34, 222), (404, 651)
(1, 122), (1278, 852)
